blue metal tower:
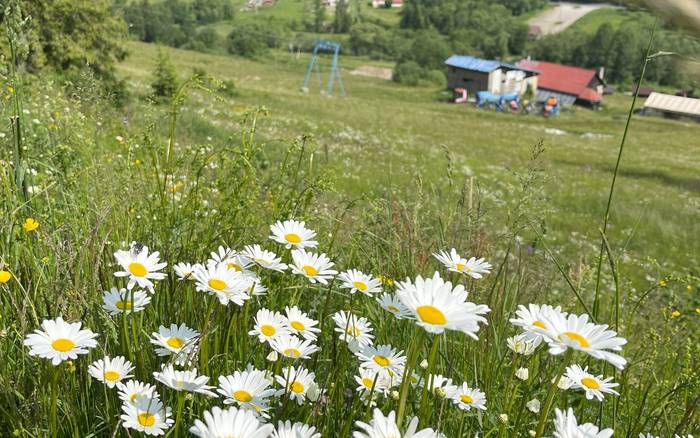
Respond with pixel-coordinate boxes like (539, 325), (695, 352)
(302, 40), (345, 96)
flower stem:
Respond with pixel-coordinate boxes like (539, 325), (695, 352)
(535, 352), (571, 437)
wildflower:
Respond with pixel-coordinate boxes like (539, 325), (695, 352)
(396, 272), (490, 337)
(290, 249), (337, 284)
(22, 218), (39, 233)
(353, 409), (444, 438)
(565, 364), (619, 401)
(283, 306), (321, 341)
(88, 356), (134, 388)
(193, 262), (251, 306)
(249, 308), (291, 343)
(499, 414), (509, 424)
(269, 334), (319, 360)
(556, 375), (574, 390)
(355, 368), (393, 396)
(509, 304), (564, 345)
(190, 406), (273, 438)
(121, 395), (173, 436)
(266, 351), (279, 362)
(423, 374), (458, 398)
(538, 311), (627, 370)
(218, 367), (275, 409)
(153, 364), (216, 396)
(208, 246), (252, 273)
(420, 359), (429, 369)
(433, 248), (492, 279)
(515, 367), (529, 381)
(269, 219), (318, 249)
(275, 420), (321, 438)
(23, 316), (98, 365)
(276, 365), (317, 405)
(552, 408), (613, 438)
(150, 323), (199, 366)
(0, 270), (11, 284)
(117, 380), (157, 405)
(338, 269), (382, 295)
(449, 383), (487, 411)
(378, 275), (394, 286)
(114, 243), (167, 292)
(526, 399), (540, 413)
(507, 333), (539, 355)
(102, 287), (151, 315)
(173, 262), (197, 280)
(332, 311), (374, 349)
(356, 344), (406, 376)
(671, 310), (681, 318)
(241, 244), (288, 272)
(376, 293), (413, 319)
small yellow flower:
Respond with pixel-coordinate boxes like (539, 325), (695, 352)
(42, 256), (49, 264)
(133, 159), (141, 166)
(658, 280), (667, 287)
(687, 285), (693, 292)
(0, 270), (11, 284)
(7, 86), (14, 94)
(22, 218), (39, 233)
(378, 274), (394, 287)
(695, 308), (700, 315)
(670, 310), (681, 318)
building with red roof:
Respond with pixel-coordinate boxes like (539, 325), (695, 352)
(517, 59), (605, 108)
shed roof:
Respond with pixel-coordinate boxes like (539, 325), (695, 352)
(518, 60), (602, 102)
(445, 55), (539, 75)
(644, 92), (700, 117)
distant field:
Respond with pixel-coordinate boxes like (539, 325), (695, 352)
(566, 7), (644, 33)
(527, 2), (615, 35)
(117, 42), (700, 275)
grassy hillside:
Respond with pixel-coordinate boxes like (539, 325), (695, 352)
(118, 42), (700, 277)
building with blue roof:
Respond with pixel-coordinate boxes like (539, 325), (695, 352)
(445, 55), (539, 97)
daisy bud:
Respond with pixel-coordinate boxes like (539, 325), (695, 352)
(391, 390), (399, 400)
(307, 382), (321, 402)
(526, 399), (540, 413)
(528, 431), (536, 437)
(515, 367), (529, 381)
(420, 359), (429, 369)
(498, 414), (508, 424)
(266, 350), (278, 362)
(555, 375), (573, 390)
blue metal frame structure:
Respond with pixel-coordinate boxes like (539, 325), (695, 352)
(302, 40), (345, 96)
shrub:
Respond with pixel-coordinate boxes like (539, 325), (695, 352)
(151, 50), (178, 98)
(392, 60), (422, 86)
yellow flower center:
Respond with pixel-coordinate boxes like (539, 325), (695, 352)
(387, 305), (400, 313)
(456, 263), (465, 271)
(167, 337), (185, 349)
(128, 262), (148, 277)
(346, 325), (361, 337)
(353, 281), (368, 291)
(290, 381), (305, 393)
(130, 393), (138, 402)
(234, 390), (253, 402)
(561, 331), (590, 348)
(284, 348), (301, 358)
(362, 377), (375, 388)
(226, 263), (242, 272)
(137, 412), (156, 427)
(460, 394), (474, 404)
(533, 320), (547, 329)
(104, 371), (120, 381)
(0, 270), (11, 283)
(260, 324), (276, 337)
(581, 377), (600, 389)
(51, 338), (75, 352)
(416, 305), (447, 325)
(373, 355), (390, 367)
(302, 265), (318, 277)
(291, 321), (305, 331)
(116, 300), (133, 310)
(208, 278), (227, 291)
(285, 233), (302, 244)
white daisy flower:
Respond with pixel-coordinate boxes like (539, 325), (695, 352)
(153, 364), (216, 397)
(356, 344), (406, 377)
(88, 356), (134, 388)
(190, 406), (274, 438)
(114, 243), (167, 292)
(354, 368), (394, 396)
(269, 335), (319, 360)
(208, 245), (253, 274)
(290, 249), (337, 284)
(539, 311), (628, 370)
(275, 365), (316, 405)
(283, 306), (321, 341)
(241, 244), (288, 272)
(422, 374), (458, 399)
(249, 308), (291, 343)
(217, 367), (275, 409)
(354, 409), (444, 438)
(565, 364), (619, 401)
(553, 408), (613, 438)
(269, 219), (318, 249)
(506, 333), (539, 355)
(117, 380), (157, 405)
(174, 262), (197, 280)
(509, 304), (563, 344)
(376, 293), (413, 320)
(434, 248), (492, 279)
(274, 420), (320, 438)
(193, 262), (251, 306)
(396, 272), (490, 337)
(449, 383), (487, 411)
(102, 287), (151, 315)
(121, 394), (173, 436)
(338, 269), (382, 295)
(332, 311), (374, 350)
(23, 316), (98, 365)
(149, 323), (200, 366)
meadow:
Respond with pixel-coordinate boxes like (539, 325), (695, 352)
(0, 26), (698, 438)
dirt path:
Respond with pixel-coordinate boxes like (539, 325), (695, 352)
(528, 2), (613, 35)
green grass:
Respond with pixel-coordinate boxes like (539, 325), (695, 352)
(567, 7), (649, 33)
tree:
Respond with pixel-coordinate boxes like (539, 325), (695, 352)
(151, 49), (178, 98)
(226, 23), (268, 57)
(313, 0), (326, 33)
(333, 0), (351, 33)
